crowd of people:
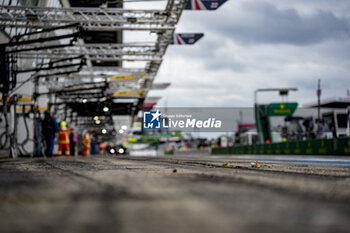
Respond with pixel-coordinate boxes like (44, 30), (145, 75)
(40, 111), (95, 157)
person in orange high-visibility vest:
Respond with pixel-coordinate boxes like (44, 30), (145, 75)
(82, 133), (91, 156)
(58, 121), (71, 156)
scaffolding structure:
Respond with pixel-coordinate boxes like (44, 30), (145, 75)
(0, 0), (191, 157)
(1, 0), (187, 102)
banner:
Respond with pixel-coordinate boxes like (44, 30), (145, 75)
(185, 0), (227, 10)
(171, 33), (204, 45)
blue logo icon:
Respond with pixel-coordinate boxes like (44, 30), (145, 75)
(143, 110), (161, 129)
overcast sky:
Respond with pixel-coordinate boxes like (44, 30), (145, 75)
(141, 0), (350, 107)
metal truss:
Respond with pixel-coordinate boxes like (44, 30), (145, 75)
(13, 43), (162, 56)
(47, 78), (142, 94)
(1, 0), (187, 69)
(50, 85), (145, 100)
(0, 5), (178, 31)
(56, 92), (107, 100)
(40, 71), (147, 102)
(19, 54), (163, 62)
(38, 68), (150, 86)
(79, 67), (146, 74)
(72, 115), (115, 129)
(69, 67), (149, 80)
(1, 0), (189, 125)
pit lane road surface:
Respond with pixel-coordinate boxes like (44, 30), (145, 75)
(0, 155), (349, 233)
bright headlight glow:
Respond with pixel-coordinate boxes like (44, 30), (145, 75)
(118, 148), (124, 154)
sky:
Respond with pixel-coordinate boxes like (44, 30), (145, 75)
(142, 0), (350, 107)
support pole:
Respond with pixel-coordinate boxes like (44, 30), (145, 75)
(317, 79), (321, 122)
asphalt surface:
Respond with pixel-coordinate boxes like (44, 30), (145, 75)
(185, 154), (350, 167)
(0, 154), (350, 233)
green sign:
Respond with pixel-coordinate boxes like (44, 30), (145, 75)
(267, 103), (298, 116)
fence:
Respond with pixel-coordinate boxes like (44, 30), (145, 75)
(212, 137), (350, 155)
